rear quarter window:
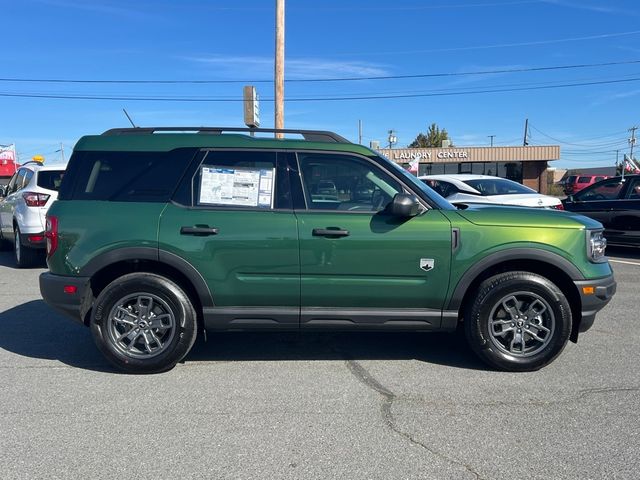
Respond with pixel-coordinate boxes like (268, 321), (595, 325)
(37, 170), (65, 191)
(59, 149), (197, 202)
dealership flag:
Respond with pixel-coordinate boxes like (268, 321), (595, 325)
(0, 144), (15, 164)
(408, 154), (421, 174)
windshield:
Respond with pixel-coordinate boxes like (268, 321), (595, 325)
(370, 153), (456, 210)
(464, 178), (536, 196)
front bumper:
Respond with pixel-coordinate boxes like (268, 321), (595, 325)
(39, 272), (92, 325)
(574, 274), (617, 333)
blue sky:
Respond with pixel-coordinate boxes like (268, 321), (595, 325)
(2, 0), (639, 168)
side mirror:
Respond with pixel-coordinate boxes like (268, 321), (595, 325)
(389, 193), (420, 218)
(0, 185), (5, 198)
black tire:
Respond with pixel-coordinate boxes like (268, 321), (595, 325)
(0, 228), (12, 251)
(90, 273), (198, 374)
(14, 227), (41, 268)
(464, 271), (572, 372)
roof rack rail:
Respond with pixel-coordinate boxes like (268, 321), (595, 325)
(101, 127), (351, 144)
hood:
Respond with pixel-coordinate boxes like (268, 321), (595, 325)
(454, 203), (603, 229)
(449, 193), (560, 207)
(483, 194), (560, 207)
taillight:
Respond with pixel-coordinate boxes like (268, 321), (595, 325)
(23, 191), (50, 207)
(551, 204), (565, 210)
(45, 215), (58, 257)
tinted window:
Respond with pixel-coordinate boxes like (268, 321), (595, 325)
(578, 176), (591, 183)
(421, 179), (459, 198)
(37, 170), (65, 191)
(12, 170), (27, 193)
(464, 178), (535, 195)
(298, 153), (402, 212)
(21, 170), (34, 189)
(575, 180), (624, 201)
(174, 150), (290, 210)
(61, 149), (196, 201)
(625, 178), (640, 199)
(5, 172), (18, 193)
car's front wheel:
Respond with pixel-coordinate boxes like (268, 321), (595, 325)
(90, 273), (198, 374)
(465, 271), (572, 371)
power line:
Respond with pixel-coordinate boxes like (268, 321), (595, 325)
(530, 125), (629, 147)
(3, 76), (640, 103)
(1, 59), (639, 84)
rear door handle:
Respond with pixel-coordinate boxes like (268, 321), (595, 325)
(180, 226), (219, 236)
(312, 228), (350, 237)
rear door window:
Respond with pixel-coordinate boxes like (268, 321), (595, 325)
(576, 179), (624, 201)
(173, 150), (290, 210)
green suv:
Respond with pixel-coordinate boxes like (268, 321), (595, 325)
(39, 127), (616, 373)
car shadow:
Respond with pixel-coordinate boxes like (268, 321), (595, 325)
(0, 300), (487, 373)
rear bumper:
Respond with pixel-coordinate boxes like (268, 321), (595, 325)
(39, 272), (91, 325)
(20, 230), (46, 248)
(574, 274), (617, 333)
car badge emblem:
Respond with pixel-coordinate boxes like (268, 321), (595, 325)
(420, 258), (435, 271)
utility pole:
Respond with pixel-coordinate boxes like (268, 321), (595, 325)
(488, 135), (495, 147)
(629, 126), (637, 159)
(274, 0), (285, 138)
(358, 120), (362, 144)
(523, 118), (529, 146)
(59, 142), (65, 162)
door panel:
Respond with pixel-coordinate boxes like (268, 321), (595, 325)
(297, 210), (452, 314)
(293, 151), (452, 329)
(159, 204), (299, 309)
(160, 149), (300, 329)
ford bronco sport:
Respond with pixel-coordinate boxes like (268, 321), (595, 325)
(39, 127), (616, 373)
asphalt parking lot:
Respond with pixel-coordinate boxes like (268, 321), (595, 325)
(1, 248), (638, 480)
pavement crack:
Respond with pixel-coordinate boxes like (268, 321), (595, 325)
(577, 386), (640, 399)
(345, 359), (487, 480)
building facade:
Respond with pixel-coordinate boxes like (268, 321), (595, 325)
(377, 145), (560, 194)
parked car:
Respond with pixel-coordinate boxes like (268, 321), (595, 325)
(419, 174), (563, 209)
(40, 127), (615, 374)
(562, 175), (640, 246)
(0, 162), (66, 267)
(562, 174), (609, 196)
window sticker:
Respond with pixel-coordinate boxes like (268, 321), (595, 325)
(198, 166), (275, 208)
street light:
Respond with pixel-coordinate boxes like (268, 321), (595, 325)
(388, 130), (397, 149)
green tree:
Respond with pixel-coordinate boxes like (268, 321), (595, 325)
(408, 123), (453, 148)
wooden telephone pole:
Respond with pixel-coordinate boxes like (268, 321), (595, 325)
(275, 0), (285, 138)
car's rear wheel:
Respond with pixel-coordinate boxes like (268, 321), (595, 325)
(90, 273), (198, 374)
(14, 227), (40, 268)
(464, 271), (572, 371)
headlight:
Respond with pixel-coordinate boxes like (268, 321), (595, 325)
(587, 230), (607, 262)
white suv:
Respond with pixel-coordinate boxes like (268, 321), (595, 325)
(0, 162), (66, 267)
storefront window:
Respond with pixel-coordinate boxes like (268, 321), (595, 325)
(413, 161), (523, 182)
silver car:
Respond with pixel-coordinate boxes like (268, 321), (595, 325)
(0, 162), (66, 267)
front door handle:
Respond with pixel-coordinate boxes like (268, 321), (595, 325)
(312, 227), (350, 237)
(180, 226), (219, 236)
